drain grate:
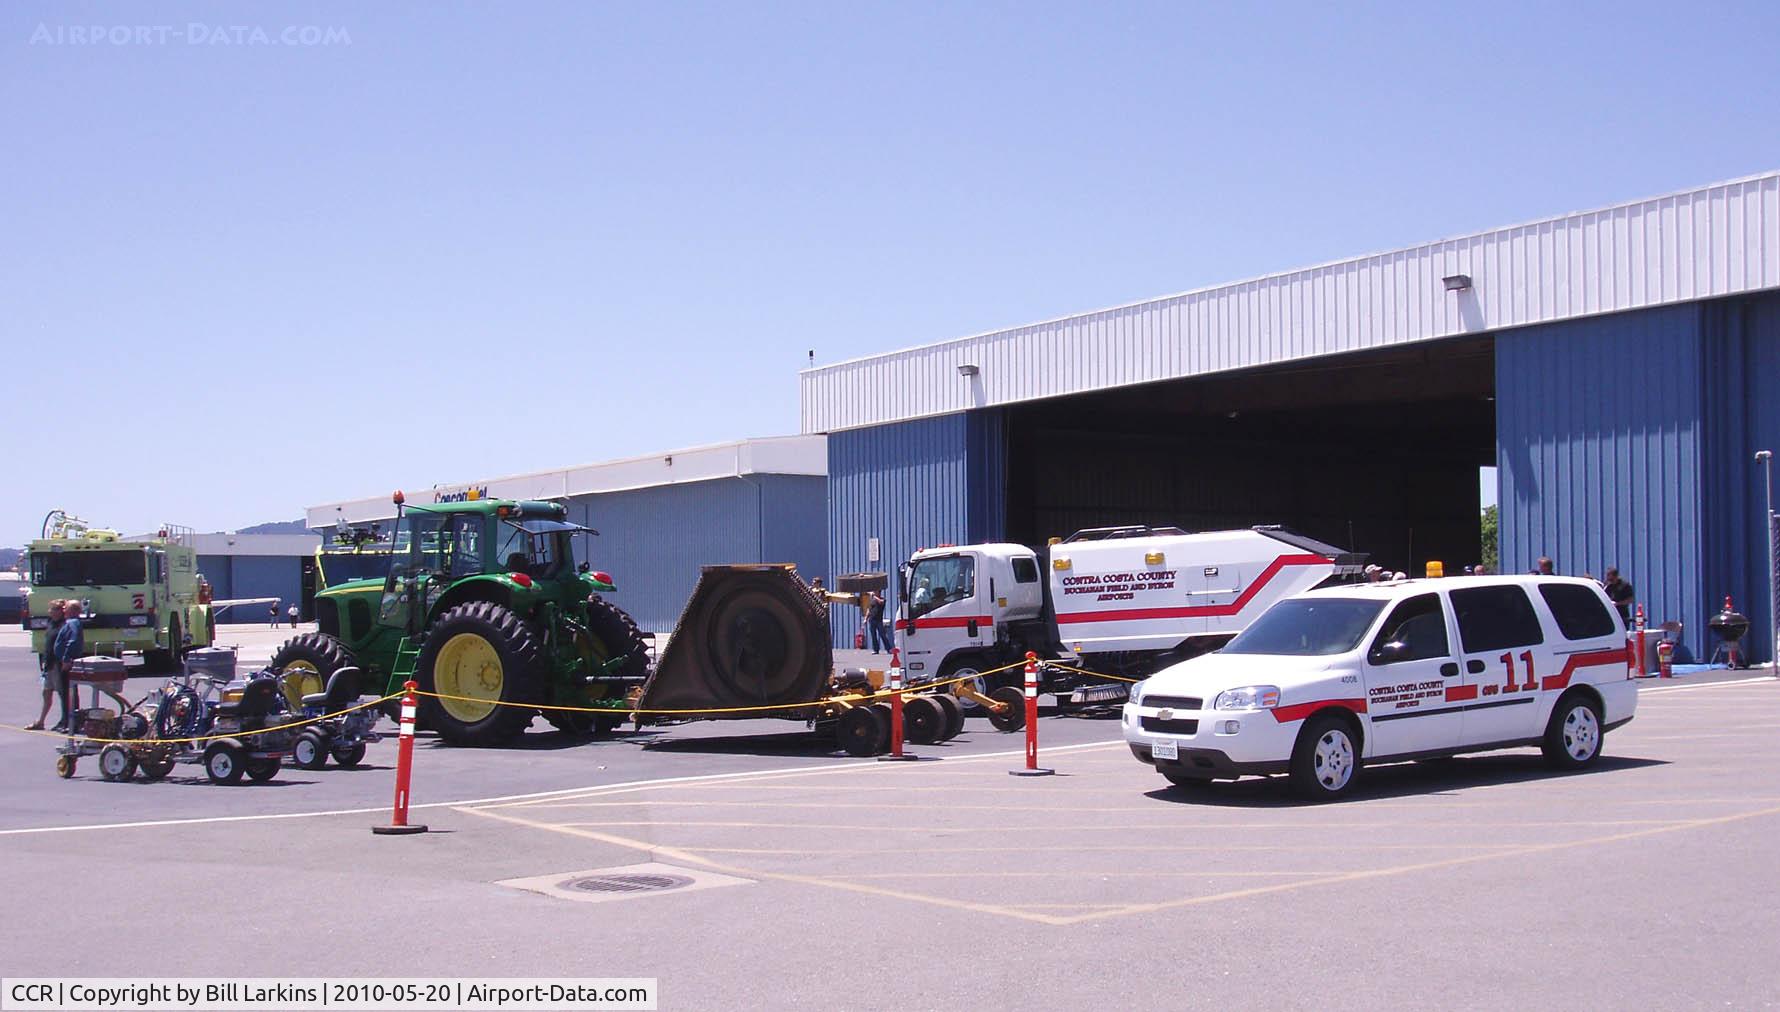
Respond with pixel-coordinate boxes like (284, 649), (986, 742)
(562, 873), (693, 894)
(498, 862), (754, 905)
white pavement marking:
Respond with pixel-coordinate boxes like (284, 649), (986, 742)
(1639, 676), (1777, 694)
(0, 738), (1124, 836)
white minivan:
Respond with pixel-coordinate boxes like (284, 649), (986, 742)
(1122, 575), (1638, 800)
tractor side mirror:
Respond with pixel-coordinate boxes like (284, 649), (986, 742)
(578, 562), (590, 574)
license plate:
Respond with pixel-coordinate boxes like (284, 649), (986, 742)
(1152, 739), (1178, 760)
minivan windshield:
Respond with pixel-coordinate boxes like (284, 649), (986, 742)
(1222, 597), (1388, 656)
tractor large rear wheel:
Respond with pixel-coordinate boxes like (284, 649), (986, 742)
(417, 602), (543, 747)
(271, 633), (356, 710)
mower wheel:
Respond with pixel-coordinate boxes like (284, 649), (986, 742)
(55, 755), (75, 779)
(292, 731), (330, 771)
(903, 696), (945, 745)
(331, 742), (367, 768)
(137, 757), (175, 781)
(99, 744), (137, 782)
(204, 743), (246, 785)
(932, 693), (966, 741)
(986, 686), (1027, 732)
(838, 705), (889, 757)
(245, 758), (280, 783)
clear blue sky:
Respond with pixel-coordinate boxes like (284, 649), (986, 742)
(4, 1), (1776, 544)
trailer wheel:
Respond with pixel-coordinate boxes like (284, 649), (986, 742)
(204, 743), (246, 785)
(55, 755), (76, 779)
(932, 693), (966, 740)
(986, 686), (1027, 732)
(904, 696), (945, 745)
(99, 744), (137, 782)
(331, 742), (367, 768)
(245, 758), (280, 782)
(839, 706), (888, 757)
(293, 731), (330, 770)
(138, 757), (175, 781)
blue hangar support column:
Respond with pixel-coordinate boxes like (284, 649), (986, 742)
(827, 411), (1007, 647)
(1495, 292), (1780, 664)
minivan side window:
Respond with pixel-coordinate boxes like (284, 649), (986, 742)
(1450, 585), (1546, 653)
(1368, 593), (1450, 664)
(1538, 584), (1619, 640)
(1011, 557), (1039, 584)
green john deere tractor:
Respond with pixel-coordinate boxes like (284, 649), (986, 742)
(272, 495), (649, 746)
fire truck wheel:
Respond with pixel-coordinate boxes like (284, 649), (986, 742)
(138, 757), (175, 781)
(903, 696), (945, 745)
(245, 758), (280, 782)
(292, 731), (330, 770)
(204, 743), (246, 785)
(1541, 692), (1604, 770)
(939, 661), (989, 711)
(838, 706), (888, 757)
(331, 742), (367, 768)
(986, 686), (1027, 732)
(99, 744), (137, 782)
(931, 693), (966, 740)
(55, 755), (76, 779)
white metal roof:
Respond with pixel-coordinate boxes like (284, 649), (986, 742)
(800, 171), (1780, 433)
(305, 435), (827, 528)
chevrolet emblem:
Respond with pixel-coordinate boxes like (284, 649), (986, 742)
(1157, 708), (1174, 720)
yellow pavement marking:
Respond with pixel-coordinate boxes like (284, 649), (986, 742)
(1049, 803), (1780, 926)
(552, 818), (1689, 832)
(457, 805), (1077, 926)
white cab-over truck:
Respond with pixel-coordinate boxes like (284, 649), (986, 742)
(896, 525), (1365, 702)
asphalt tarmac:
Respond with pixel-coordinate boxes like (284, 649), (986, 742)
(2, 631), (1777, 1010)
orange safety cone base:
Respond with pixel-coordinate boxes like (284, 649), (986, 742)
(1008, 768), (1055, 777)
(372, 823), (429, 835)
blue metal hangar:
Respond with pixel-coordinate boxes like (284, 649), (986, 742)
(803, 172), (1780, 663)
(304, 437), (828, 634)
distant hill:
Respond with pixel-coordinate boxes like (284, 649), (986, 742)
(0, 547), (20, 571)
(233, 519), (311, 535)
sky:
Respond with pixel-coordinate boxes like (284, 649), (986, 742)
(4, 1), (1777, 544)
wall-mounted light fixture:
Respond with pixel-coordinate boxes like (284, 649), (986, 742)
(1442, 274), (1473, 292)
(957, 364), (979, 377)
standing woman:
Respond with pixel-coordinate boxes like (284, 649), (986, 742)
(25, 600), (67, 732)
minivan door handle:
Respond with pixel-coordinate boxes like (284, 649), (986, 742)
(1466, 659), (1486, 674)
(1440, 663), (1459, 678)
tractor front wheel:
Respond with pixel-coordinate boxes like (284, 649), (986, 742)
(416, 602), (544, 747)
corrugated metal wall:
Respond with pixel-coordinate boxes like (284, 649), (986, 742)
(805, 173), (1780, 433)
(199, 554), (303, 622)
(827, 411), (1007, 646)
(1497, 294), (1779, 663)
(567, 475), (828, 633)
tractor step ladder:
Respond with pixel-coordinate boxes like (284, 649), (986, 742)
(390, 637), (421, 691)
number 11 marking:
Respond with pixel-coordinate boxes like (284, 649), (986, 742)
(1499, 651), (1539, 692)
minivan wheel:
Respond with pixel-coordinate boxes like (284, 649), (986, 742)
(1289, 714), (1360, 800)
(1541, 694), (1603, 770)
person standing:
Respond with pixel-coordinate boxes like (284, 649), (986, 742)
(1535, 557), (1556, 576)
(53, 600), (86, 733)
(269, 603), (279, 628)
(1602, 567), (1635, 623)
(864, 589), (891, 654)
(287, 603), (299, 627)
(26, 600), (67, 732)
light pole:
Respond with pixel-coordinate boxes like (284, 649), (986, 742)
(1758, 450), (1775, 672)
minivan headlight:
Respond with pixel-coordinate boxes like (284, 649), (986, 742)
(1127, 680), (1144, 706)
(1214, 685), (1280, 711)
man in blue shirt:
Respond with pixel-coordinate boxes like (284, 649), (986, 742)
(26, 599), (67, 732)
(53, 601), (86, 731)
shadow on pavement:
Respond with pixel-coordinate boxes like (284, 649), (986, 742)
(1140, 753), (1670, 808)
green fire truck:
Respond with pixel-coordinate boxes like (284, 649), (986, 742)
(24, 511), (215, 667)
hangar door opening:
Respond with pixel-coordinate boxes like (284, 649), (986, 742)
(1003, 337), (1496, 575)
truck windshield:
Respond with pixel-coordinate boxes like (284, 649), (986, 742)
(32, 550), (147, 586)
(908, 556), (975, 619)
(1222, 598), (1387, 656)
